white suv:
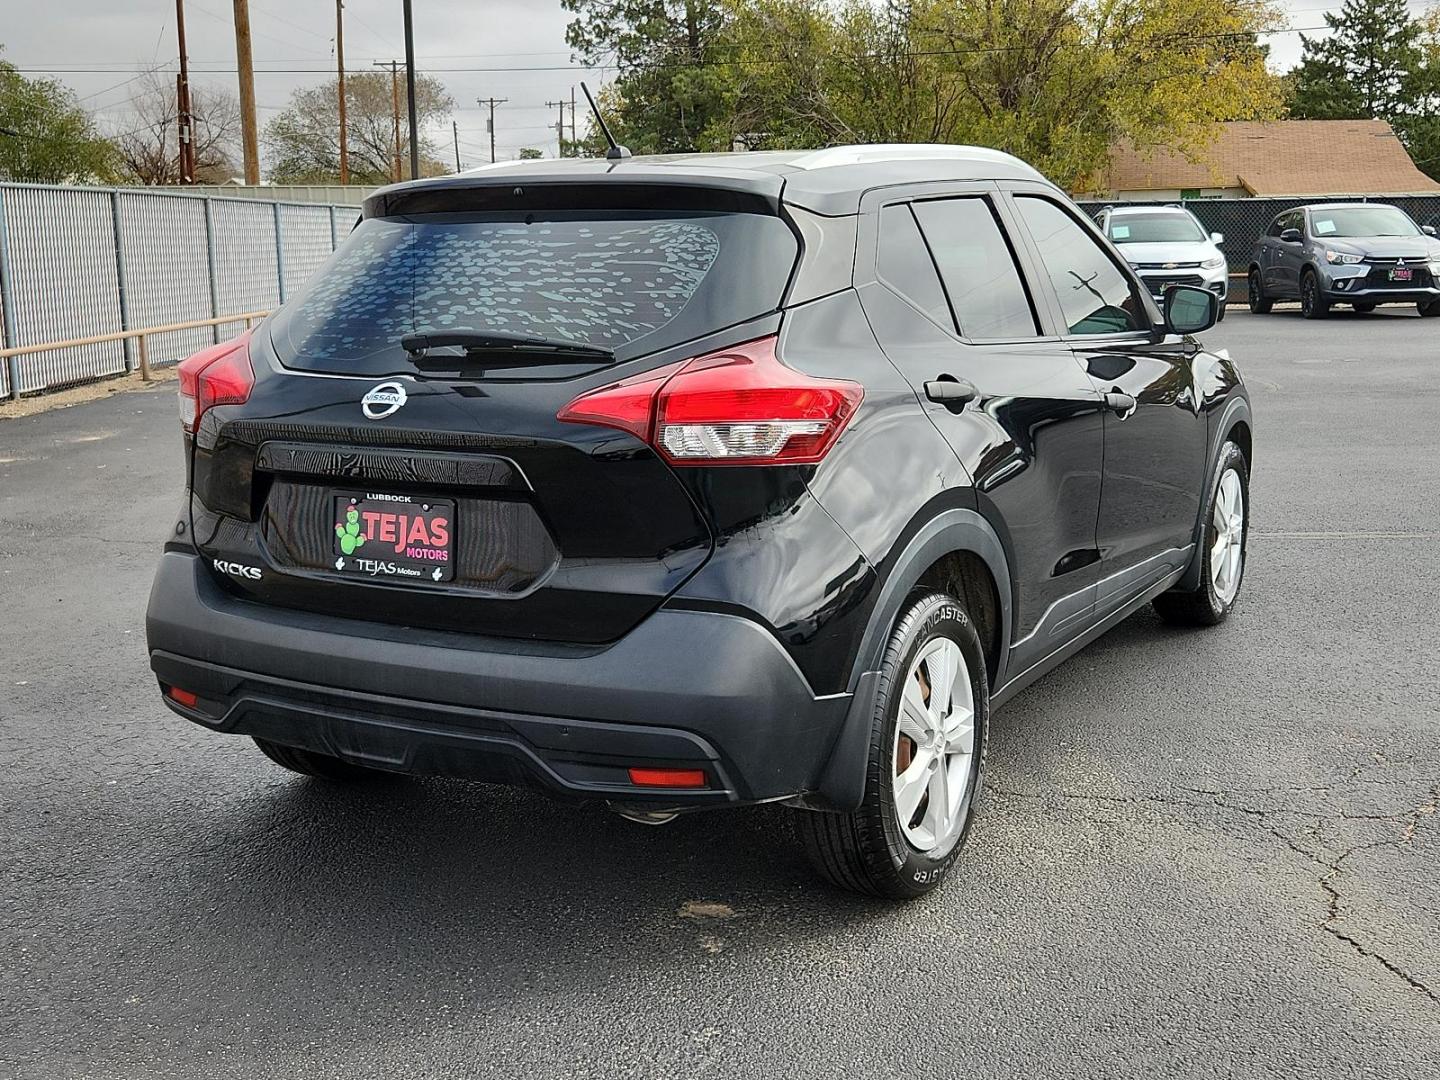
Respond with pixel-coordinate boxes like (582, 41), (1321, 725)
(1097, 205), (1229, 318)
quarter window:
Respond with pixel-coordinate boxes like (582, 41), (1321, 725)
(876, 203), (951, 328)
(1014, 196), (1144, 336)
(912, 198), (1038, 339)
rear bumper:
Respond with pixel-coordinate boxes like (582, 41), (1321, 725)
(146, 552), (850, 806)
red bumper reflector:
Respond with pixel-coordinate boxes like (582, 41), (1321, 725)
(168, 687), (199, 708)
(627, 767), (707, 789)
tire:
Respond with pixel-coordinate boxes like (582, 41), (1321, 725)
(796, 592), (988, 899)
(1300, 271), (1329, 319)
(253, 737), (393, 781)
(1215, 302), (1227, 323)
(1153, 441), (1249, 627)
(1353, 303), (1376, 313)
(1419, 299), (1440, 317)
(1247, 269), (1272, 314)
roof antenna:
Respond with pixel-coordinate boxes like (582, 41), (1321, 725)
(580, 81), (631, 161)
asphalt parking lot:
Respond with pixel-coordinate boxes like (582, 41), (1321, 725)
(2, 306), (1437, 1079)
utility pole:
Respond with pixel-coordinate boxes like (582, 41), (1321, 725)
(476, 97), (508, 163)
(545, 98), (566, 157)
(570, 86), (578, 149)
(402, 0), (419, 179)
(336, 0), (348, 184)
(175, 0), (196, 183)
(375, 61), (403, 182)
(232, 0), (260, 183)
(452, 121), (461, 172)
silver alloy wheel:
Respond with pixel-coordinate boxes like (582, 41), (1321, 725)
(892, 636), (975, 852)
(1210, 468), (1245, 605)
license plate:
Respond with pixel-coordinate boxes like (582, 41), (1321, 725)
(331, 493), (455, 582)
(1391, 269), (1413, 281)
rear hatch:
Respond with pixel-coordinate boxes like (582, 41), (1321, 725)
(187, 180), (798, 643)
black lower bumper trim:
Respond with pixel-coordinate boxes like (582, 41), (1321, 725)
(146, 551), (852, 804)
(155, 651), (742, 803)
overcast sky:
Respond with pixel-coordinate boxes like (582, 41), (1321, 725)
(2, 0), (602, 167)
(2, 0), (1436, 171)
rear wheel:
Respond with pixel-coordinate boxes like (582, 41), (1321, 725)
(1419, 298), (1440, 317)
(253, 738), (394, 781)
(796, 592), (987, 899)
(1153, 441), (1248, 627)
(1247, 269), (1272, 314)
(1300, 271), (1329, 319)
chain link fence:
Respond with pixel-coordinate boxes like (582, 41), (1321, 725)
(1076, 194), (1440, 302)
(0, 183), (354, 399)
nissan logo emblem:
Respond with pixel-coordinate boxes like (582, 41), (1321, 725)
(361, 381), (407, 420)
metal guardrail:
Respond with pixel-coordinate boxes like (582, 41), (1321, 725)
(0, 311), (269, 400)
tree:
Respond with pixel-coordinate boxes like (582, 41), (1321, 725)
(563, 0), (736, 152)
(0, 51), (119, 183)
(1289, 0), (1420, 120)
(517, 147), (544, 159)
(1396, 7), (1440, 179)
(717, 0), (1286, 190)
(265, 71), (453, 184)
(113, 72), (240, 185)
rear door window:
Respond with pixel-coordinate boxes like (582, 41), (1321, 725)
(876, 203), (952, 328)
(913, 197), (1038, 339)
(268, 210), (798, 374)
(1014, 196), (1145, 336)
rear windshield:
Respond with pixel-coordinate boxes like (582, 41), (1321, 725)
(269, 210), (798, 374)
(1106, 213), (1206, 244)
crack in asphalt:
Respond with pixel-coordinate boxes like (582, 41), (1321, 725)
(1318, 785), (1440, 1006)
(987, 777), (1440, 1007)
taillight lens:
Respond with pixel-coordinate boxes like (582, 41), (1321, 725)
(177, 333), (255, 433)
(557, 336), (862, 466)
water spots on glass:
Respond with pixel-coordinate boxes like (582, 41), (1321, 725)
(272, 218), (722, 363)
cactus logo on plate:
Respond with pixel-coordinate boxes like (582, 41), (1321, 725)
(361, 381), (407, 420)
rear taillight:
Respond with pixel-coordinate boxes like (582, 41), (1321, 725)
(177, 333), (255, 433)
(557, 336), (862, 466)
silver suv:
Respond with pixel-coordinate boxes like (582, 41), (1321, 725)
(1097, 205), (1229, 318)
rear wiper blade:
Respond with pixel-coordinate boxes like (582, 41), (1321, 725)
(400, 329), (614, 365)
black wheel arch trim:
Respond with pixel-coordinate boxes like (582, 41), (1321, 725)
(811, 508), (1012, 811)
(1177, 394), (1252, 591)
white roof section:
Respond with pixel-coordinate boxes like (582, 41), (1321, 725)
(787, 143), (1037, 174)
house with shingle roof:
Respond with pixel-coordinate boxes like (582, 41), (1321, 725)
(1083, 120), (1440, 200)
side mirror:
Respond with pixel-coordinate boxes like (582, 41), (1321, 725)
(1280, 228), (1303, 244)
(1164, 284), (1218, 335)
(1423, 224), (1437, 237)
(1210, 232), (1224, 244)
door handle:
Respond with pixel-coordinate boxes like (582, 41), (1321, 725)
(924, 377), (979, 410)
(1104, 389), (1138, 419)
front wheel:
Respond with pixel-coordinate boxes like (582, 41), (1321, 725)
(1153, 441), (1249, 627)
(1419, 298), (1440, 317)
(1247, 269), (1272, 314)
(796, 592), (988, 899)
(1300, 272), (1329, 319)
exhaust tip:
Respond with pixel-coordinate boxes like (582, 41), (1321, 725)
(607, 803), (681, 826)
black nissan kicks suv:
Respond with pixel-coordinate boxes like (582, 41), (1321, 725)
(147, 145), (1251, 898)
